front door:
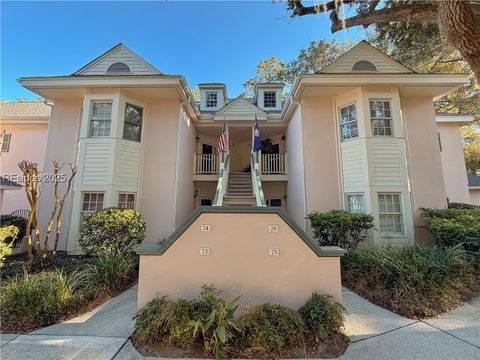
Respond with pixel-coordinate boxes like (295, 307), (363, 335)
(201, 144), (214, 173)
(202, 144), (213, 154)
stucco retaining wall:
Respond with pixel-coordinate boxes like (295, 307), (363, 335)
(137, 209), (344, 310)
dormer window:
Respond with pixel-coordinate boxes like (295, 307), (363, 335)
(263, 91), (276, 108)
(205, 91), (218, 108)
(352, 60), (377, 72)
(106, 62), (131, 75)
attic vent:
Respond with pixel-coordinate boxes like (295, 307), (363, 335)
(106, 62), (131, 74)
(352, 60), (377, 72)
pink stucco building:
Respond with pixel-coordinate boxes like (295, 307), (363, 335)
(15, 41), (475, 253)
(0, 102), (50, 214)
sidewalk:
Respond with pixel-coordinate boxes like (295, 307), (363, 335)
(1, 287), (479, 359)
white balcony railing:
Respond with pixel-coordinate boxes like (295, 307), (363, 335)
(193, 153), (219, 174)
(260, 153), (288, 174)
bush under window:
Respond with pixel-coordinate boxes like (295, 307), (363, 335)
(78, 207), (145, 256)
(422, 207), (480, 262)
(307, 210), (374, 250)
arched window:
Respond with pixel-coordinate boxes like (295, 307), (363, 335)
(352, 60), (377, 72)
(106, 62), (131, 74)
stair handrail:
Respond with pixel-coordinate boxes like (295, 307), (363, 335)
(251, 151), (266, 207)
(213, 152), (230, 206)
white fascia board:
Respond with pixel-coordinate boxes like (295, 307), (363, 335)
(296, 73), (468, 91)
(18, 75), (185, 89)
(436, 115), (474, 123)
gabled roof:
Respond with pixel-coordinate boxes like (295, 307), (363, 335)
(213, 95), (268, 120)
(319, 40), (414, 74)
(73, 43), (162, 76)
(0, 102), (50, 119)
(467, 172), (480, 187)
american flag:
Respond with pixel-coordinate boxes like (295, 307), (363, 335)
(217, 122), (227, 153)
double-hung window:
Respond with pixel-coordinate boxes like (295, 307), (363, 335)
(263, 91), (276, 108)
(118, 193), (135, 209)
(123, 103), (143, 142)
(81, 193), (104, 220)
(345, 193), (365, 213)
(378, 193), (404, 235)
(205, 92), (218, 108)
(370, 100), (392, 136)
(339, 104), (358, 141)
(90, 102), (112, 137)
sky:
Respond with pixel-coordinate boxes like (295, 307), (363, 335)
(1, 1), (365, 100)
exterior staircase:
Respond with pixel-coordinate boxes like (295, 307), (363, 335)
(222, 172), (256, 206)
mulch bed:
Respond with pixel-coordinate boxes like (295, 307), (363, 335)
(132, 332), (349, 359)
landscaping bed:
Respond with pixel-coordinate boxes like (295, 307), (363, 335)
(0, 252), (138, 333)
(341, 246), (480, 319)
(132, 289), (349, 359)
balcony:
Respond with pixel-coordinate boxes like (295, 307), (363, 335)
(193, 153), (220, 181)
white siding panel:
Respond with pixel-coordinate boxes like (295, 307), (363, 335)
(81, 47), (159, 75)
(82, 142), (114, 185)
(341, 141), (367, 191)
(371, 141), (402, 186)
(322, 43), (409, 73)
(117, 141), (141, 187)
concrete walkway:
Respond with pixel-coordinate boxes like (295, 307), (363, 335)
(1, 287), (479, 359)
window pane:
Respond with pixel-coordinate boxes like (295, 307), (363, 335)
(339, 104), (358, 141)
(378, 193), (403, 235)
(123, 103), (143, 142)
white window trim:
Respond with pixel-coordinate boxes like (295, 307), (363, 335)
(81, 192), (105, 221)
(369, 99), (393, 137)
(123, 103), (143, 142)
(378, 192), (405, 237)
(263, 91), (277, 108)
(345, 193), (365, 213)
(339, 102), (359, 141)
(118, 192), (136, 209)
(90, 101), (113, 138)
(205, 91), (218, 108)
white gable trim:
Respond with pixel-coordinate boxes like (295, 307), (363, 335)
(214, 96), (268, 120)
(320, 41), (413, 74)
(73, 43), (161, 76)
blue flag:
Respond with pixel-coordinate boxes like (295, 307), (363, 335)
(253, 115), (261, 152)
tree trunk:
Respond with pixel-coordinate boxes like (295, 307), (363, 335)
(438, 0), (480, 83)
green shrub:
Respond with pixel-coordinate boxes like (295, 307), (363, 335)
(75, 252), (137, 298)
(0, 215), (26, 243)
(236, 304), (305, 356)
(0, 269), (83, 327)
(134, 295), (213, 348)
(448, 202), (480, 210)
(298, 293), (344, 340)
(0, 225), (18, 266)
(422, 208), (480, 264)
(0, 241), (13, 267)
(307, 210), (374, 250)
(190, 293), (240, 359)
(342, 246), (479, 318)
(78, 207), (145, 256)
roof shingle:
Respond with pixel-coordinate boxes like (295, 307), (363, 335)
(0, 102), (50, 119)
